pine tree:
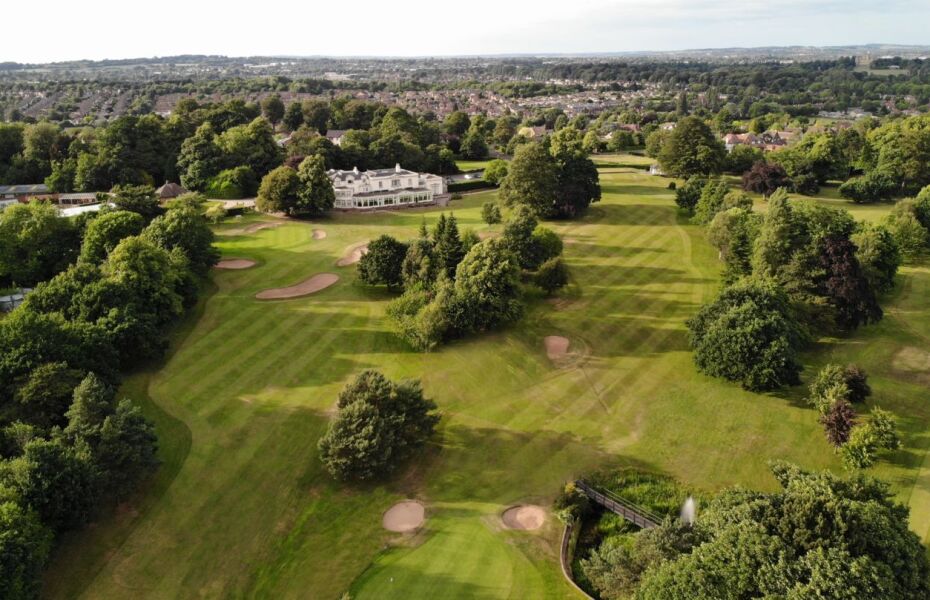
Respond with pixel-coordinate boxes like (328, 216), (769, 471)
(435, 214), (465, 279)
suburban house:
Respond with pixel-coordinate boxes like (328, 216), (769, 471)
(325, 129), (348, 146)
(723, 131), (788, 152)
(328, 164), (448, 210)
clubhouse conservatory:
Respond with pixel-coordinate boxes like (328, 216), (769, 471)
(328, 164), (448, 209)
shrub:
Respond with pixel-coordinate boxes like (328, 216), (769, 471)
(481, 201), (502, 225)
(535, 257), (569, 295)
(808, 364), (871, 410)
(819, 398), (857, 446)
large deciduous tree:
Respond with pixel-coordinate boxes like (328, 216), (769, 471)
(687, 278), (804, 391)
(0, 201), (80, 287)
(657, 117), (726, 177)
(499, 142), (558, 217)
(818, 236), (882, 330)
(358, 235), (408, 289)
(177, 122), (222, 192)
(256, 166), (299, 214)
(294, 154), (335, 215)
(317, 370), (439, 481)
(142, 206), (219, 276)
(260, 95), (285, 127)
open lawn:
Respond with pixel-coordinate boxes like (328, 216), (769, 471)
(455, 159), (495, 172)
(44, 167), (930, 598)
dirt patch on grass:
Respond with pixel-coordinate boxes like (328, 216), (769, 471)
(255, 273), (339, 300)
(544, 336), (570, 361)
(383, 500), (425, 532)
(501, 505), (545, 530)
(893, 347), (930, 385)
(312, 229), (326, 239)
(336, 243), (368, 267)
(217, 222), (284, 236)
(215, 259), (256, 270)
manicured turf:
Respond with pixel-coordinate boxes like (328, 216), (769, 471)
(44, 167), (930, 598)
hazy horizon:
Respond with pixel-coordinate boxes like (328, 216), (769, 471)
(6, 0), (930, 64)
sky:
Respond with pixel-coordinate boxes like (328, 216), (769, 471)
(5, 0), (930, 63)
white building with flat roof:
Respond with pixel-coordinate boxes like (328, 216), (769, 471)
(328, 164), (448, 209)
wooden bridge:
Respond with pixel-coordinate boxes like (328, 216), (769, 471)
(574, 480), (662, 529)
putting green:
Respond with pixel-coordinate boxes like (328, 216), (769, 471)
(42, 166), (930, 599)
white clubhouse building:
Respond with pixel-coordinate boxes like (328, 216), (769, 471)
(328, 164), (448, 209)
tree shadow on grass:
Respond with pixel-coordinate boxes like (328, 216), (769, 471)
(563, 242), (668, 259)
(572, 263), (711, 287)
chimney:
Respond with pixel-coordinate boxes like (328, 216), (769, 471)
(353, 166), (359, 174)
(395, 163), (401, 173)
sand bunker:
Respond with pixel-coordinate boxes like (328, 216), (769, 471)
(215, 259), (256, 270)
(383, 500), (425, 532)
(255, 273), (339, 300)
(502, 505), (545, 530)
(336, 243), (368, 267)
(312, 229), (327, 240)
(544, 336), (570, 361)
(218, 222), (284, 236)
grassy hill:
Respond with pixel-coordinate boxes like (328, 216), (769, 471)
(43, 166), (930, 599)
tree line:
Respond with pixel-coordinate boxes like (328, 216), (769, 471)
(0, 190), (217, 597)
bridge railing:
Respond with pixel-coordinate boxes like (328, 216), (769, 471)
(575, 480), (662, 529)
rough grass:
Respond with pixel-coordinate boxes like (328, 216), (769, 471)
(42, 170), (930, 599)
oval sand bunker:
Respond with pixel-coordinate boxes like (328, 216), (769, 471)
(255, 273), (339, 300)
(544, 336), (570, 361)
(312, 229), (327, 240)
(383, 500), (425, 532)
(337, 243), (368, 267)
(215, 259), (256, 270)
(502, 505), (546, 530)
